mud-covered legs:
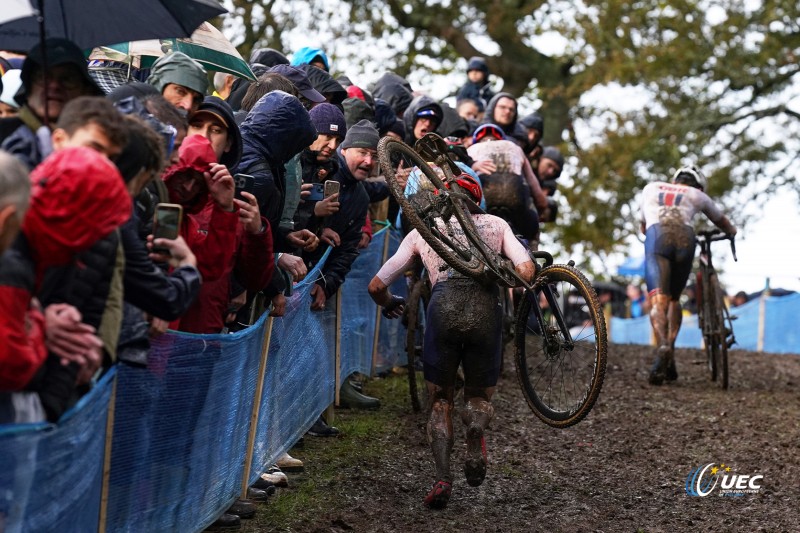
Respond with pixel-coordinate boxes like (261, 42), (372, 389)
(424, 383), (496, 507)
(426, 383), (455, 484)
(648, 293), (680, 384)
(461, 387), (494, 487)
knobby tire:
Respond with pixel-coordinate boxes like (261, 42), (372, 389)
(709, 275), (729, 389)
(514, 264), (607, 428)
(405, 277), (429, 412)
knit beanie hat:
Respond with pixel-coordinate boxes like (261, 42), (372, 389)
(541, 146), (564, 169)
(519, 112), (544, 134)
(467, 56), (489, 75)
(342, 97), (374, 130)
(340, 119), (379, 150)
(147, 52), (208, 96)
(309, 102), (347, 138)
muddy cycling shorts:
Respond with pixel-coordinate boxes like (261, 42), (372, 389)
(480, 172), (540, 239)
(422, 278), (503, 388)
(644, 223), (696, 299)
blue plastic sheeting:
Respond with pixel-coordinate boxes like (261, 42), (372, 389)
(338, 227), (386, 382)
(617, 255), (645, 277)
(729, 298), (760, 351)
(247, 257), (336, 484)
(763, 293), (800, 354)
(674, 313), (703, 348)
(609, 315), (651, 345)
(610, 294), (800, 354)
(0, 369), (115, 533)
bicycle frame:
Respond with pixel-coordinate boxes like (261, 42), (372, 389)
(696, 229), (738, 387)
(417, 135), (578, 348)
(524, 271), (577, 351)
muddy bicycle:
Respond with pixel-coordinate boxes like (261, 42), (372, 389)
(695, 229), (737, 389)
(379, 133), (607, 428)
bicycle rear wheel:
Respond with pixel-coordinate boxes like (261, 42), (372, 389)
(405, 276), (430, 412)
(377, 137), (485, 279)
(708, 274), (729, 389)
(514, 264), (607, 428)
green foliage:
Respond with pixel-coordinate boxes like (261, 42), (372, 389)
(223, 0), (800, 257)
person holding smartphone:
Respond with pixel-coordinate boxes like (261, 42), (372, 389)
(161, 135), (273, 334)
(294, 103), (347, 240)
(301, 120), (383, 413)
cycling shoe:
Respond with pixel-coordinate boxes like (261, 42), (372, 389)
(424, 480), (452, 509)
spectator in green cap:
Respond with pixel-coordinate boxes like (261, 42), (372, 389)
(146, 51), (208, 115)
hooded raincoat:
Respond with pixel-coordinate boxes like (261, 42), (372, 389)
(162, 135), (273, 333)
(0, 147), (131, 392)
(237, 90), (317, 251)
(402, 95), (443, 145)
(482, 92), (527, 146)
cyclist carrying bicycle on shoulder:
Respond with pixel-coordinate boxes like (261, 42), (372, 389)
(640, 164), (737, 385)
(368, 177), (534, 509)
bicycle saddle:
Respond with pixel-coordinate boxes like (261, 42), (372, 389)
(415, 133), (462, 178)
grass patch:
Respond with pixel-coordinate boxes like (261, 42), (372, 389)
(497, 464), (524, 478)
(242, 373), (413, 531)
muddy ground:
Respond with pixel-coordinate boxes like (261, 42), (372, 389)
(249, 344), (799, 532)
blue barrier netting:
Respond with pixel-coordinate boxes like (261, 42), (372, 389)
(0, 369), (116, 533)
(0, 228), (412, 532)
(610, 292), (800, 354)
(247, 256), (336, 486)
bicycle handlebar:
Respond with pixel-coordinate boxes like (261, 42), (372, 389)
(696, 229), (737, 262)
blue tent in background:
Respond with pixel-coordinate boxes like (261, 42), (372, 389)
(618, 255), (645, 277)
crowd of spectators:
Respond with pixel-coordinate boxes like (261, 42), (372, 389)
(0, 40), (560, 529)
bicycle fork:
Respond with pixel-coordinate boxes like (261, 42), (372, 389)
(526, 283), (575, 353)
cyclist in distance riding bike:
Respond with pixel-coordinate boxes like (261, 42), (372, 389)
(368, 176), (535, 509)
(640, 164), (737, 385)
(467, 124), (549, 248)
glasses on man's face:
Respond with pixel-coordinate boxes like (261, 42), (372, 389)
(355, 149), (376, 160)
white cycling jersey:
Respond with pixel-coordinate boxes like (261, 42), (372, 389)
(376, 213), (530, 287)
(640, 181), (724, 230)
(467, 140), (527, 176)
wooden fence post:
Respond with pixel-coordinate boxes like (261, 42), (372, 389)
(240, 316), (274, 500)
(98, 374), (118, 533)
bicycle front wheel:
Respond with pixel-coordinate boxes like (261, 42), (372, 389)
(514, 264), (607, 428)
(377, 137), (485, 279)
(699, 270), (718, 382)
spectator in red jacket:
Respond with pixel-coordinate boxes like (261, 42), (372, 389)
(161, 135), (273, 333)
(0, 147), (130, 422)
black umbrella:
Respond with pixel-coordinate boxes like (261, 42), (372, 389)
(0, 0), (227, 52)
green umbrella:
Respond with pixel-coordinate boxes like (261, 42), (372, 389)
(89, 22), (255, 81)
